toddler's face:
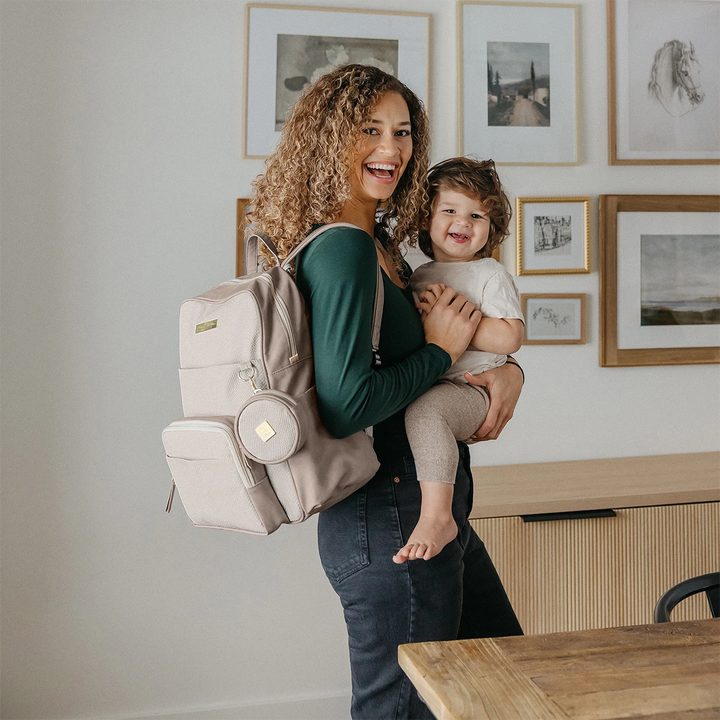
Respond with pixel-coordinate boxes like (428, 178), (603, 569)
(429, 188), (490, 263)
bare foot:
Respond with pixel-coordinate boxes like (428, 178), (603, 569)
(392, 515), (457, 564)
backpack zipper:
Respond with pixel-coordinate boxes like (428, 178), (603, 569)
(257, 274), (299, 363)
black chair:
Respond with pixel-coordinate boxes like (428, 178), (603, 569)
(654, 572), (720, 623)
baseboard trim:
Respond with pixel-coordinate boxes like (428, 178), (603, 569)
(124, 692), (350, 720)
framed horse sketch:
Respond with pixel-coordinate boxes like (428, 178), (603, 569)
(243, 5), (429, 158)
(521, 294), (586, 345)
(599, 195), (720, 367)
(607, 0), (720, 164)
(516, 197), (590, 275)
(458, 1), (580, 165)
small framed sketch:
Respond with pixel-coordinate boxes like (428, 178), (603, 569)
(458, 1), (579, 165)
(516, 197), (590, 275)
(599, 194), (720, 366)
(236, 198), (252, 277)
(243, 5), (429, 158)
(522, 294), (586, 344)
(607, 0), (720, 164)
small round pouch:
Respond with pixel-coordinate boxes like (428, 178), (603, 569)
(234, 390), (307, 464)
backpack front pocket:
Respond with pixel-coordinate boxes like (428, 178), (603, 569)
(162, 417), (268, 534)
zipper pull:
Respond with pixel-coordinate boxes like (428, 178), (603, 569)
(165, 477), (176, 513)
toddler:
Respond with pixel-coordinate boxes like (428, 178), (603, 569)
(394, 157), (524, 564)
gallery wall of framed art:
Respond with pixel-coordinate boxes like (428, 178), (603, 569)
(237, 0), (719, 375)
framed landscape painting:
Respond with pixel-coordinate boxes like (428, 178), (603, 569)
(458, 1), (579, 165)
(243, 5), (429, 158)
(599, 195), (720, 366)
(608, 0), (720, 164)
(516, 197), (590, 275)
(522, 294), (586, 344)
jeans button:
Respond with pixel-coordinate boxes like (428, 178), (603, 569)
(394, 477), (400, 483)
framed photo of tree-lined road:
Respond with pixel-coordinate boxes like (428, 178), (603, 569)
(607, 0), (720, 164)
(599, 195), (720, 367)
(458, 1), (580, 165)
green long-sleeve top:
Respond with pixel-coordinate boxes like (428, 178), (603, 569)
(295, 225), (451, 440)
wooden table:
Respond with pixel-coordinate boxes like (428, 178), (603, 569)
(398, 619), (720, 720)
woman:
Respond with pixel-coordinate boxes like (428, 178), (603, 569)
(251, 65), (523, 720)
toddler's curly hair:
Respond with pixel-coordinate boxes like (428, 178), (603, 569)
(418, 157), (511, 260)
(250, 64), (430, 271)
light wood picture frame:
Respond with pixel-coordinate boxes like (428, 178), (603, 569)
(607, 0), (720, 165)
(236, 198), (252, 277)
(243, 4), (430, 158)
(516, 197), (590, 275)
(458, 1), (580, 165)
(599, 194), (720, 366)
(521, 293), (586, 344)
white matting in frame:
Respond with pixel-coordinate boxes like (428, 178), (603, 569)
(243, 4), (429, 158)
(611, 0), (720, 163)
(616, 211), (720, 349)
(459, 1), (579, 165)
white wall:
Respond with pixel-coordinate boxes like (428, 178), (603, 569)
(0, 1), (718, 719)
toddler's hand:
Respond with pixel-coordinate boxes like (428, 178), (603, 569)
(415, 283), (446, 315)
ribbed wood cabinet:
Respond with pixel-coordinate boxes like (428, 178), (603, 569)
(470, 502), (719, 635)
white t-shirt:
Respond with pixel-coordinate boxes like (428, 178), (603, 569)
(411, 258), (524, 381)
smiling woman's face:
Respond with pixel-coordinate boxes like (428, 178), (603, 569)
(346, 91), (413, 206)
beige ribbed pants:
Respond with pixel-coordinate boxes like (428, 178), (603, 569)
(405, 381), (490, 484)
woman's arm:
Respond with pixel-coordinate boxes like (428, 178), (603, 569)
(464, 360), (523, 440)
(296, 228), (453, 438)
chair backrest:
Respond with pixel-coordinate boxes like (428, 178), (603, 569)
(654, 571), (720, 623)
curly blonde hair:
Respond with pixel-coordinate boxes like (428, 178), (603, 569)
(250, 64), (430, 270)
(418, 157), (512, 260)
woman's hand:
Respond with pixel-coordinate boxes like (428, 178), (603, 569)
(464, 362), (523, 441)
(421, 286), (482, 364)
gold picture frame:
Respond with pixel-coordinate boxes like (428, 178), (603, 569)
(457, 1), (580, 165)
(599, 194), (720, 367)
(243, 4), (430, 158)
(607, 0), (720, 165)
(521, 293), (586, 345)
(516, 197), (590, 275)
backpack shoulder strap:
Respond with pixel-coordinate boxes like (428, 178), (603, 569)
(279, 222), (359, 270)
(371, 255), (384, 364)
(244, 231), (279, 276)
(280, 222), (385, 360)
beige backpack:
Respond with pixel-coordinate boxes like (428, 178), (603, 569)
(162, 224), (382, 535)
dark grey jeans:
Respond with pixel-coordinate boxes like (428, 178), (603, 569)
(318, 440), (522, 720)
